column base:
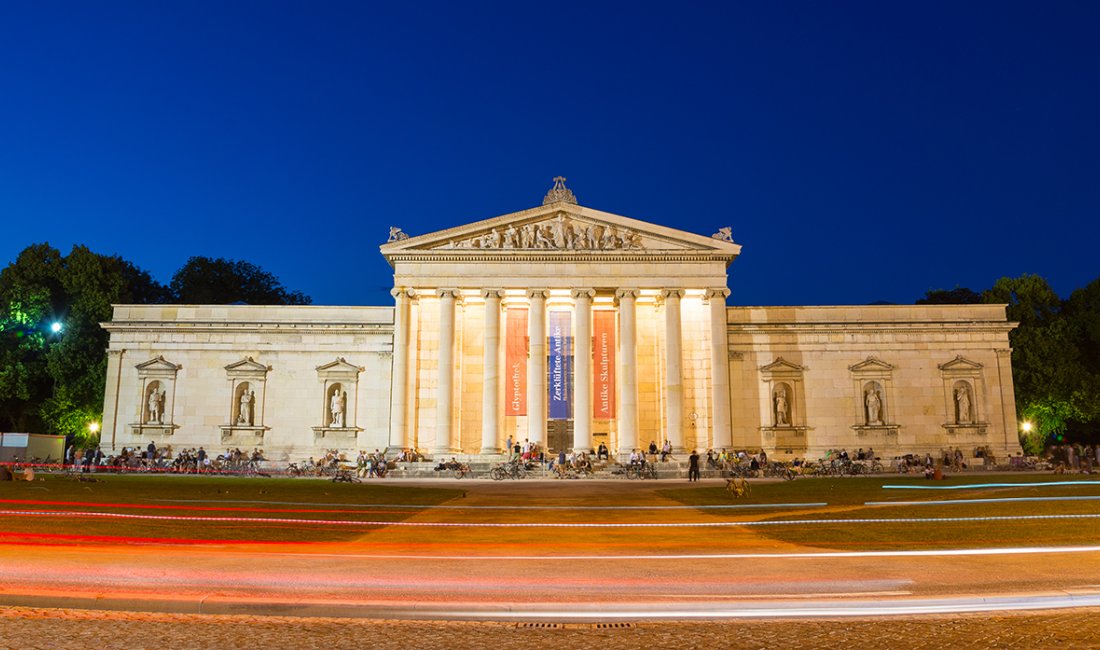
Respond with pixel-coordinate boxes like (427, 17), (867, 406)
(479, 447), (502, 455)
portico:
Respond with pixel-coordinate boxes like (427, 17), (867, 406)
(381, 180), (741, 457)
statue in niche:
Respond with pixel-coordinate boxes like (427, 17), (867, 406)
(711, 227), (734, 242)
(146, 387), (164, 424)
(387, 226), (409, 242)
(955, 385), (972, 424)
(503, 224), (518, 249)
(330, 389), (346, 428)
(535, 224), (554, 248)
(238, 389), (254, 426)
(586, 224), (600, 249)
(865, 386), (883, 426)
(520, 224), (535, 249)
(774, 385), (790, 427)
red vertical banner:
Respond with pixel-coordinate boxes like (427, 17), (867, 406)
(505, 308), (528, 416)
(593, 310), (616, 419)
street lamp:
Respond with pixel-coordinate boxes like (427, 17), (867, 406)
(1022, 421), (1033, 433)
(88, 422), (100, 434)
(50, 322), (63, 334)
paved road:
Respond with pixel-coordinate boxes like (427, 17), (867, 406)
(2, 479), (1099, 621)
(2, 605), (1099, 650)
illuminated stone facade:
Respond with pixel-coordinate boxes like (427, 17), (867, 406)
(101, 183), (1022, 461)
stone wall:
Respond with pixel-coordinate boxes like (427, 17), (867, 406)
(101, 305), (394, 461)
(726, 304), (1021, 460)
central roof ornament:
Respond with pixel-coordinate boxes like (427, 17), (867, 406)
(542, 176), (578, 205)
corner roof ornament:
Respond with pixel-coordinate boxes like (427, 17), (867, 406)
(542, 176), (578, 205)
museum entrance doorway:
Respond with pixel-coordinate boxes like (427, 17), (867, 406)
(547, 420), (573, 453)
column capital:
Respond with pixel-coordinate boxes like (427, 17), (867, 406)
(526, 288), (549, 300)
(437, 288), (460, 300)
(107, 348), (126, 358)
(390, 287), (414, 301)
(995, 348), (1013, 357)
(481, 289), (504, 301)
(660, 289), (684, 300)
(571, 288), (596, 301)
(704, 288), (731, 301)
(615, 288), (639, 301)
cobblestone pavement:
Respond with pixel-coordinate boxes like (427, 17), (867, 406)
(1, 606), (1098, 650)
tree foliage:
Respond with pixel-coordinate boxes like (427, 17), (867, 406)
(1, 245), (309, 443)
(170, 257), (311, 305)
(917, 286), (983, 305)
(914, 274), (1100, 450)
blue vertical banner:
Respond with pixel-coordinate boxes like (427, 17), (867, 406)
(548, 310), (573, 420)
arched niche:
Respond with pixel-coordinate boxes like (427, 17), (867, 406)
(220, 357), (271, 442)
(757, 357), (809, 455)
(953, 379), (975, 425)
(847, 356), (899, 444)
(937, 355), (988, 437)
(130, 356), (181, 437)
(772, 382), (794, 427)
(313, 357), (364, 441)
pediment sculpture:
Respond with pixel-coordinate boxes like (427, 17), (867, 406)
(446, 214), (644, 251)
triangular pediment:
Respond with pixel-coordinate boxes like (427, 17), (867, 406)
(224, 356), (271, 373)
(380, 203), (742, 260)
(135, 355), (181, 372)
(937, 355), (983, 371)
(849, 356), (896, 372)
(315, 357), (364, 373)
(760, 357), (806, 373)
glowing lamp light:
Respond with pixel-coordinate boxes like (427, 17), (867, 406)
(50, 322), (63, 334)
(1022, 421), (1033, 433)
(88, 422), (100, 434)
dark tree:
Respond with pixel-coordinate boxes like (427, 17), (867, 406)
(170, 257), (311, 305)
(0, 244), (169, 437)
(916, 287), (983, 305)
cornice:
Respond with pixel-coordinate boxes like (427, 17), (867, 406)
(102, 320), (393, 334)
(386, 251), (736, 264)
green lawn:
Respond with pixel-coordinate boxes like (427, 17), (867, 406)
(659, 474), (1100, 550)
(0, 474), (463, 543)
(3, 473), (1099, 551)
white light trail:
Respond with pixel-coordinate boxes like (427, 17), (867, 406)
(866, 496), (1100, 506)
(5, 510), (1100, 528)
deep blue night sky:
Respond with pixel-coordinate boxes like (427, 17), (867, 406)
(2, 1), (1097, 306)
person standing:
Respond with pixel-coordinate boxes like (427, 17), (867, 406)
(688, 449), (700, 482)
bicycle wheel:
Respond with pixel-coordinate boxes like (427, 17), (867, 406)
(489, 467), (505, 481)
(626, 466), (639, 480)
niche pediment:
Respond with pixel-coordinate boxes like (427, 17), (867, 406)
(759, 357), (807, 374)
(316, 357), (364, 379)
(135, 356), (181, 374)
(849, 356), (896, 373)
(224, 356), (272, 378)
(937, 355), (983, 372)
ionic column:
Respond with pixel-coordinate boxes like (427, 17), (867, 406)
(616, 289), (639, 455)
(572, 288), (595, 453)
(480, 289), (503, 454)
(527, 289), (548, 446)
(387, 288), (412, 453)
(707, 288), (733, 450)
(662, 289), (685, 452)
(433, 289), (458, 454)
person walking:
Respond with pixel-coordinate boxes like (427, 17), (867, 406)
(688, 449), (700, 482)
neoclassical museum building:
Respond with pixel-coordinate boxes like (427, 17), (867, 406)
(100, 179), (1023, 460)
